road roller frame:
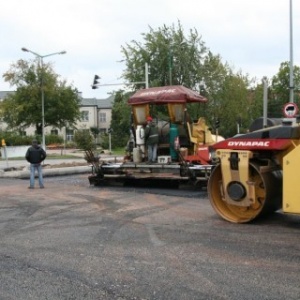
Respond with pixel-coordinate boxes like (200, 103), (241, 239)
(217, 150), (255, 207)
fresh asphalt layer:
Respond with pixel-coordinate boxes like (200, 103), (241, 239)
(0, 174), (300, 300)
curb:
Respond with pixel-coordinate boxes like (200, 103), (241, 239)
(0, 166), (92, 179)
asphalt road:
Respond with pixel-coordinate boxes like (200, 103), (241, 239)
(0, 175), (300, 300)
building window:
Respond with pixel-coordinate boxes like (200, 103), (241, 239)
(81, 111), (89, 122)
(99, 112), (106, 122)
(99, 128), (107, 134)
(66, 128), (74, 141)
(51, 129), (58, 135)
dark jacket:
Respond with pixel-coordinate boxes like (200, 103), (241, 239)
(25, 145), (47, 164)
(145, 122), (159, 146)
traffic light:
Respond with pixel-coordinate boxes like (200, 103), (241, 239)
(92, 75), (100, 89)
(215, 118), (220, 129)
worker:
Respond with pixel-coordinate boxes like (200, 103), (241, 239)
(25, 139), (47, 189)
(145, 116), (159, 163)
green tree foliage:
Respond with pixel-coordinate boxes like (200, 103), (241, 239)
(0, 130), (33, 146)
(246, 81), (264, 127)
(121, 21), (207, 90)
(110, 90), (131, 148)
(1, 59), (81, 134)
(199, 69), (251, 137)
(120, 22), (254, 138)
(269, 62), (300, 117)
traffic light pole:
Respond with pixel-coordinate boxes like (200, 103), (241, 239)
(109, 132), (111, 154)
(92, 63), (150, 89)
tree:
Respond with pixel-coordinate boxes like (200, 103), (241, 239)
(120, 22), (254, 137)
(110, 90), (132, 148)
(199, 71), (251, 137)
(269, 61), (300, 117)
(246, 80), (265, 126)
(121, 20), (208, 91)
(188, 52), (252, 137)
(1, 59), (81, 135)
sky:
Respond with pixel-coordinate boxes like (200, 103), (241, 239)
(1, 0), (299, 99)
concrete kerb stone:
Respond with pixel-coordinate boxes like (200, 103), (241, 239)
(0, 166), (92, 179)
(0, 154), (123, 179)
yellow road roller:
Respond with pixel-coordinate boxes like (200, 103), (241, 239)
(208, 119), (300, 223)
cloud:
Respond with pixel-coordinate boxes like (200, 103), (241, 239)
(1, 0), (299, 98)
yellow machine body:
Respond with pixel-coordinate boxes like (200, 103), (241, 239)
(283, 144), (300, 214)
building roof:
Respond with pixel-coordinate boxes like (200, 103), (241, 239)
(79, 94), (114, 108)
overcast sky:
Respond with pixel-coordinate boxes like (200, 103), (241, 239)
(1, 0), (299, 99)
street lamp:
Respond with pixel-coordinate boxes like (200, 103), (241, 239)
(21, 47), (66, 150)
(168, 41), (186, 85)
(289, 0), (294, 103)
(168, 47), (173, 85)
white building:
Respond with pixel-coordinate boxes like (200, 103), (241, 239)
(0, 91), (114, 141)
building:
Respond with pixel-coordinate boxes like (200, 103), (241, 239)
(0, 91), (114, 141)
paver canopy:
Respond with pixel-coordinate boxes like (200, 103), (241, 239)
(128, 85), (207, 105)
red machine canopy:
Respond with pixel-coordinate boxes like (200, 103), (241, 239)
(128, 85), (207, 105)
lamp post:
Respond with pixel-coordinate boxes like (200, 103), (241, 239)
(289, 0), (294, 103)
(21, 47), (66, 150)
(168, 47), (173, 85)
(168, 41), (186, 85)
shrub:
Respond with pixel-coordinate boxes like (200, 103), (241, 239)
(74, 129), (95, 151)
(99, 133), (109, 149)
(0, 131), (35, 146)
(45, 134), (64, 145)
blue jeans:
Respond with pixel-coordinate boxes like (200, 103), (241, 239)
(30, 163), (44, 188)
(147, 144), (158, 162)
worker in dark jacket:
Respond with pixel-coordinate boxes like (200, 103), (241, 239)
(145, 116), (159, 163)
(25, 140), (47, 189)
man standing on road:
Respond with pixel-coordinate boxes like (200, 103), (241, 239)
(25, 140), (47, 189)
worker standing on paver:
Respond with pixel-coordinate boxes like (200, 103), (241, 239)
(145, 116), (159, 163)
(25, 140), (47, 189)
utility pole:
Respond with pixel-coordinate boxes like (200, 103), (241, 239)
(262, 77), (268, 127)
(289, 0), (294, 103)
(168, 48), (173, 85)
(145, 63), (149, 88)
